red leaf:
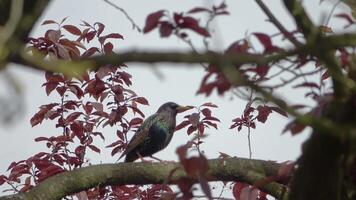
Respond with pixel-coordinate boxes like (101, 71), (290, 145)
(233, 182), (248, 200)
(175, 120), (190, 131)
(46, 29), (61, 42)
(0, 175), (7, 185)
(188, 7), (212, 14)
(253, 32), (280, 53)
(7, 162), (18, 171)
(111, 145), (123, 156)
(81, 47), (99, 58)
(45, 83), (57, 96)
(254, 33), (272, 49)
(99, 33), (124, 44)
(62, 25), (82, 35)
(201, 108), (211, 117)
(159, 21), (174, 37)
(256, 105), (272, 123)
(187, 125), (197, 135)
(283, 120), (306, 135)
(41, 20), (57, 25)
(95, 22), (105, 36)
(198, 123), (205, 134)
(34, 137), (49, 142)
(321, 71), (329, 80)
(178, 16), (210, 37)
(88, 145), (101, 153)
(202, 116), (220, 122)
(201, 102), (218, 108)
(143, 10), (165, 33)
(65, 112), (82, 124)
(135, 97), (149, 105)
(203, 121), (218, 129)
(104, 42), (113, 54)
(129, 118), (143, 126)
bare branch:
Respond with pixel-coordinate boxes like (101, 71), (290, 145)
(101, 0), (141, 32)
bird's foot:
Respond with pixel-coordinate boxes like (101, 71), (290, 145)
(137, 154), (153, 163)
(149, 156), (175, 164)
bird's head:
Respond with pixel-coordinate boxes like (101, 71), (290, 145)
(157, 102), (192, 115)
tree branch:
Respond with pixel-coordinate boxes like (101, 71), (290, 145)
(0, 158), (287, 200)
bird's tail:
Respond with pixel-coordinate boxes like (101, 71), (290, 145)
(123, 153), (137, 162)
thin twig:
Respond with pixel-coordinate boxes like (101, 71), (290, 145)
(101, 0), (142, 32)
(255, 0), (301, 47)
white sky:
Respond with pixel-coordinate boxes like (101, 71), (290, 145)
(0, 0), (353, 197)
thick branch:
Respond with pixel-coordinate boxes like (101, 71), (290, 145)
(0, 158), (287, 200)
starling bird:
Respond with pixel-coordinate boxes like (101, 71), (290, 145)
(118, 102), (190, 162)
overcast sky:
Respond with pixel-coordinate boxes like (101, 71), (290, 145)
(0, 0), (353, 197)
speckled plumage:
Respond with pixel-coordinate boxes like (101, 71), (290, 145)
(118, 102), (182, 162)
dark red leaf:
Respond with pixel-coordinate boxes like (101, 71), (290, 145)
(111, 145), (123, 156)
(41, 20), (57, 25)
(257, 105), (272, 123)
(129, 118), (143, 126)
(283, 120), (306, 135)
(187, 7), (212, 14)
(45, 83), (57, 96)
(62, 25), (82, 35)
(159, 21), (174, 37)
(88, 145), (101, 153)
(65, 112), (82, 124)
(46, 30), (61, 42)
(178, 16), (210, 37)
(198, 123), (205, 134)
(232, 182), (248, 200)
(203, 121), (218, 129)
(254, 33), (272, 49)
(202, 116), (220, 122)
(135, 97), (149, 105)
(175, 120), (190, 131)
(95, 22), (105, 36)
(34, 137), (49, 142)
(143, 10), (165, 33)
(99, 33), (124, 44)
(201, 108), (211, 117)
(104, 42), (113, 54)
(0, 175), (7, 186)
(201, 102), (218, 108)
(81, 47), (99, 58)
(187, 125), (197, 135)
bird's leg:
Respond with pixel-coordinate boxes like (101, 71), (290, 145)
(136, 152), (151, 162)
(149, 155), (175, 163)
(149, 155), (163, 162)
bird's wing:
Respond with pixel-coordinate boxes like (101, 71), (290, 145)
(117, 114), (157, 162)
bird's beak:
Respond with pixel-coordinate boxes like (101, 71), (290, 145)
(176, 105), (194, 113)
